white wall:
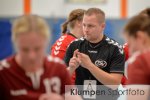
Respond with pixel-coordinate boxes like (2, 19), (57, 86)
(128, 0), (150, 17)
(32, 0), (120, 18)
(0, 0), (149, 18)
(0, 0), (23, 17)
(32, 0), (64, 17)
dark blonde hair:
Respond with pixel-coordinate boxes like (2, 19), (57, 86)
(124, 15), (150, 37)
(12, 14), (50, 43)
(84, 8), (105, 24)
(61, 9), (85, 34)
(139, 7), (150, 17)
(124, 8), (150, 37)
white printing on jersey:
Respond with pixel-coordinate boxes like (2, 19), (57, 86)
(53, 57), (64, 64)
(26, 68), (44, 89)
(54, 36), (67, 55)
(80, 37), (84, 41)
(50, 77), (61, 94)
(119, 49), (124, 54)
(108, 39), (115, 44)
(88, 50), (98, 53)
(54, 44), (61, 55)
(0, 59), (10, 70)
(106, 37), (124, 54)
(95, 59), (107, 68)
(56, 41), (62, 46)
(10, 89), (27, 96)
(47, 55), (64, 64)
(105, 37), (110, 41)
(74, 37), (84, 42)
(58, 38), (64, 42)
(106, 37), (123, 49)
(43, 77), (61, 94)
(54, 50), (59, 55)
(125, 52), (140, 78)
(113, 42), (119, 46)
(127, 51), (141, 64)
(58, 36), (66, 41)
(67, 37), (85, 49)
(55, 46), (60, 51)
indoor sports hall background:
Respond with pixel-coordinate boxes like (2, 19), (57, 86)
(0, 0), (149, 60)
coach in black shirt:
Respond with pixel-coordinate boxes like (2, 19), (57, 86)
(65, 8), (125, 96)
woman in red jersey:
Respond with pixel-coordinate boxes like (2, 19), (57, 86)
(0, 15), (81, 100)
(124, 12), (150, 100)
(51, 9), (85, 60)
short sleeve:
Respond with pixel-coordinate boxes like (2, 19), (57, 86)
(51, 38), (67, 60)
(64, 42), (76, 66)
(110, 46), (125, 74)
(51, 48), (66, 60)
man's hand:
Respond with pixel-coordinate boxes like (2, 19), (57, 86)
(68, 50), (94, 75)
(77, 52), (94, 70)
(39, 93), (64, 100)
(69, 49), (81, 71)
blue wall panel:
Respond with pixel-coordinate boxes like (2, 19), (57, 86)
(0, 20), (13, 60)
(0, 18), (127, 60)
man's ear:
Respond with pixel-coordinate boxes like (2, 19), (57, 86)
(101, 22), (106, 29)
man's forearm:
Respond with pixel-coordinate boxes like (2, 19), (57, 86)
(87, 63), (122, 89)
(67, 67), (75, 76)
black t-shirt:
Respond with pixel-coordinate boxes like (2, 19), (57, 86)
(65, 35), (125, 85)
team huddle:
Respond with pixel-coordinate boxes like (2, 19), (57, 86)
(0, 7), (150, 100)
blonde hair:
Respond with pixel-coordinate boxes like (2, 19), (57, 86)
(12, 15), (50, 43)
(61, 9), (85, 34)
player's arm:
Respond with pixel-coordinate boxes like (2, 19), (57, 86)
(77, 53), (123, 85)
(85, 63), (123, 88)
(67, 49), (80, 75)
(64, 42), (78, 75)
(76, 46), (125, 89)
